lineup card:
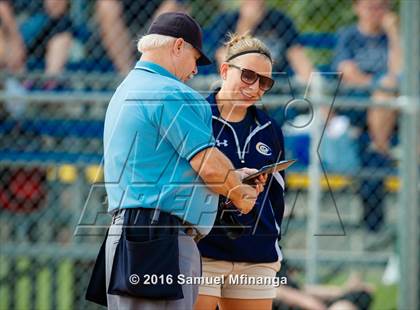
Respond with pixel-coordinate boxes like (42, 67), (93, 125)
(243, 159), (297, 184)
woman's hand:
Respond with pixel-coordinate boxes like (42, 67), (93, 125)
(253, 173), (268, 194)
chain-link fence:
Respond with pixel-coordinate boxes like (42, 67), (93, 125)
(1, 0), (419, 309)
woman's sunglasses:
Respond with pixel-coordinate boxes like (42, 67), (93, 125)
(228, 64), (275, 91)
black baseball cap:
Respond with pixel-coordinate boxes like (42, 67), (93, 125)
(147, 12), (212, 66)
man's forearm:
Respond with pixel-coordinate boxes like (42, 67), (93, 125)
(382, 12), (402, 76)
(96, 0), (134, 74)
(190, 147), (243, 199)
(387, 31), (402, 76)
(287, 46), (313, 82)
(0, 3), (20, 39)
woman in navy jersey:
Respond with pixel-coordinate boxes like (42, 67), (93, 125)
(195, 33), (286, 310)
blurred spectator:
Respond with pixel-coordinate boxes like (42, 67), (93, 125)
(332, 0), (401, 233)
(203, 0), (313, 81)
(95, 0), (187, 75)
(29, 0), (73, 75)
(0, 1), (65, 237)
(273, 262), (373, 310)
(333, 0), (401, 155)
(0, 0), (73, 77)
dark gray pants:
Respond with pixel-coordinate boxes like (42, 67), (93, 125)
(105, 210), (201, 309)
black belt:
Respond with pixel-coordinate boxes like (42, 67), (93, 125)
(112, 208), (204, 242)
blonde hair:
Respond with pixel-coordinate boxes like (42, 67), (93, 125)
(224, 32), (272, 63)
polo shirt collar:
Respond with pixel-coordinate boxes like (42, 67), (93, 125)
(134, 61), (179, 81)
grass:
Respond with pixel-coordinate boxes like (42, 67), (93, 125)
(373, 284), (398, 310)
(0, 257), (73, 310)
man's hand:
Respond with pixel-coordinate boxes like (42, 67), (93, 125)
(225, 168), (268, 214)
(381, 11), (399, 36)
(190, 148), (267, 213)
(227, 183), (258, 214)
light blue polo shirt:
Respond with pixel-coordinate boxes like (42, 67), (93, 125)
(103, 61), (218, 234)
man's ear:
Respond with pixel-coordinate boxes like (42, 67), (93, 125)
(219, 62), (229, 80)
(173, 38), (184, 56)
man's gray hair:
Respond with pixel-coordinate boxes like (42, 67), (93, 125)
(137, 34), (194, 53)
(137, 34), (177, 53)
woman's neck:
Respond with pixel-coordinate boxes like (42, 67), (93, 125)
(215, 89), (248, 122)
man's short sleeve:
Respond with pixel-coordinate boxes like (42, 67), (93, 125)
(148, 91), (215, 161)
(332, 27), (355, 71)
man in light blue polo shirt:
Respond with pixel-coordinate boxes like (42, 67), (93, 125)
(103, 58), (219, 233)
(100, 13), (265, 310)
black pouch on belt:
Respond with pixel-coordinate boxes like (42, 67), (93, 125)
(107, 208), (184, 300)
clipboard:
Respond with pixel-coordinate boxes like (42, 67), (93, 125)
(242, 159), (296, 184)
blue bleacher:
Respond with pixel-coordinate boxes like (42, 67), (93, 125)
(0, 119), (103, 165)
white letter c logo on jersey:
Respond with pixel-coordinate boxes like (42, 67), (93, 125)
(256, 142), (272, 156)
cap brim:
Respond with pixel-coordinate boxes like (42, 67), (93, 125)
(196, 50), (212, 66)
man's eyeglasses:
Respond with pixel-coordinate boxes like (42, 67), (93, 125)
(228, 64), (275, 91)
